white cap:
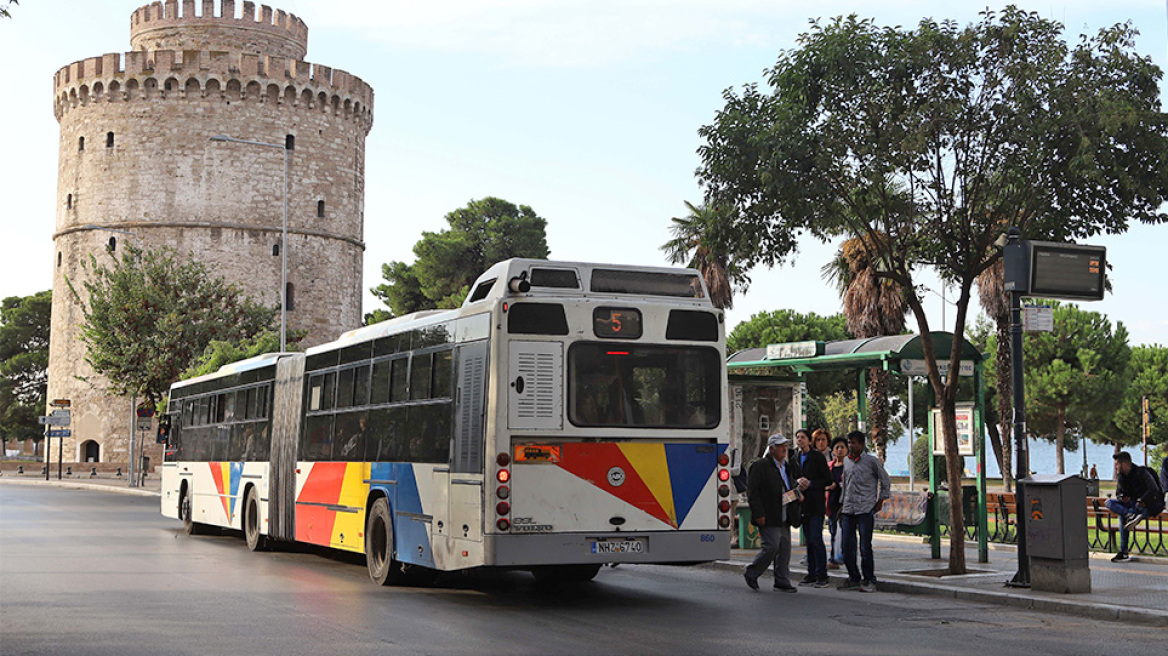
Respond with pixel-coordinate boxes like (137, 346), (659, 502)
(766, 433), (788, 447)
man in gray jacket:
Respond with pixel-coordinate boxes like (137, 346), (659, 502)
(838, 430), (891, 593)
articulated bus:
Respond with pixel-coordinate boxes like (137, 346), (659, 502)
(161, 259), (732, 584)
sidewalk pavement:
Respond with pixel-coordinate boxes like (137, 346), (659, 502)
(715, 533), (1168, 626)
(0, 472), (161, 496)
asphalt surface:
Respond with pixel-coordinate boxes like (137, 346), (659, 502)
(1, 483), (1165, 656)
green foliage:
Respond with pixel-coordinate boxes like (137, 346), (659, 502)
(661, 201), (751, 309)
(0, 290), (51, 444)
(70, 246), (277, 405)
(1110, 344), (1168, 448)
(727, 308), (852, 398)
(0, 1), (18, 19)
(912, 433), (946, 482)
(372, 198), (550, 316)
(821, 391), (858, 439)
(364, 308), (393, 326)
(182, 330), (286, 380)
(1023, 301), (1130, 470)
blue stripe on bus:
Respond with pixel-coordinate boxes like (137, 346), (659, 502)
(666, 443), (727, 529)
(368, 462), (435, 569)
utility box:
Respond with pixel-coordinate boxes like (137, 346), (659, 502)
(1022, 474), (1091, 593)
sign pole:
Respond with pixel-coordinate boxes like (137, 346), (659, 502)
(1006, 229), (1030, 588)
(44, 425), (50, 481)
(57, 427), (63, 480)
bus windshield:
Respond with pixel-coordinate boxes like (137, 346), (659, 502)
(568, 343), (720, 429)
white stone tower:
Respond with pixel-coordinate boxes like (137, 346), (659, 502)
(47, 0), (373, 468)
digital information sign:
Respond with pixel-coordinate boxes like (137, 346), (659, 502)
(1003, 239), (1106, 301)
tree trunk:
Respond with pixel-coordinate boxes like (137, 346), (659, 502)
(940, 391), (967, 575)
(868, 368), (890, 462)
(986, 421), (1004, 482)
(1056, 405), (1066, 475)
(996, 320), (1013, 492)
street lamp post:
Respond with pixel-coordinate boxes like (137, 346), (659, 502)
(209, 134), (290, 353)
(77, 224), (142, 487)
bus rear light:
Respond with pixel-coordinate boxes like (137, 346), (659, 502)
(718, 515), (731, 529)
(497, 469), (510, 483)
(496, 485), (510, 499)
(496, 501), (510, 516)
(718, 500), (731, 513)
(718, 469), (730, 482)
(718, 453), (730, 466)
(497, 518), (511, 531)
(496, 452), (511, 467)
(718, 485), (729, 497)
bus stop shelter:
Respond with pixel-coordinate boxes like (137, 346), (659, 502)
(727, 332), (989, 563)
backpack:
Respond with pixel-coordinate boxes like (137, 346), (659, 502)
(1140, 465), (1165, 515)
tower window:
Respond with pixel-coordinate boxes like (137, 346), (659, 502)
(106, 132), (114, 148)
(78, 136), (85, 151)
(317, 200), (325, 218)
(285, 134), (295, 150)
(285, 282), (295, 311)
(272, 243), (280, 257)
(66, 194), (73, 209)
(58, 252), (62, 268)
(108, 236), (117, 251)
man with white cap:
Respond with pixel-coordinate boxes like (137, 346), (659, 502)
(744, 433), (810, 592)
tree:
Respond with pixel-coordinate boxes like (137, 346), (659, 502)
(1024, 302), (1130, 474)
(1103, 345), (1167, 453)
(70, 246), (277, 406)
(372, 198), (550, 316)
(726, 309), (852, 398)
(822, 236), (909, 462)
(976, 262), (1014, 491)
(696, 9), (1168, 573)
(184, 330), (283, 380)
(821, 391), (858, 440)
(0, 290), (51, 450)
(661, 201), (750, 309)
(0, 1), (18, 19)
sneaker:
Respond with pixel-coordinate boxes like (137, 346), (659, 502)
(774, 583), (798, 593)
(744, 574), (760, 590)
(1124, 514), (1143, 531)
(798, 578), (817, 587)
(859, 580), (877, 593)
(814, 578), (830, 588)
(837, 579), (861, 591)
(1111, 552), (1131, 563)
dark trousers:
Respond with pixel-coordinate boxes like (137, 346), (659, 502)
(1105, 498), (1148, 553)
(841, 512), (876, 583)
(745, 523), (792, 587)
(803, 513), (827, 580)
(828, 513), (842, 563)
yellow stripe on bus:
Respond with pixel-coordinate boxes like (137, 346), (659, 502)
(331, 462), (369, 553)
(619, 443), (677, 527)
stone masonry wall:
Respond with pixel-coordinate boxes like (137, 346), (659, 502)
(46, 3), (372, 467)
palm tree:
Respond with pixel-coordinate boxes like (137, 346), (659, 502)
(661, 201), (745, 310)
(822, 235), (909, 462)
(976, 260), (1014, 491)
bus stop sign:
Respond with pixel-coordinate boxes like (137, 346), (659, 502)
(1004, 239), (1105, 301)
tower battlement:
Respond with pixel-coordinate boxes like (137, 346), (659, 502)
(53, 49), (373, 131)
(131, 0), (309, 60)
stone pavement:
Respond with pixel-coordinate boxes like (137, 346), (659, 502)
(716, 533), (1168, 626)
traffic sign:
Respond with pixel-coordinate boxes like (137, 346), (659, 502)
(51, 409), (71, 417)
(38, 415), (70, 426)
(136, 404), (155, 418)
(50, 399), (71, 407)
(136, 417), (153, 433)
(48, 429), (71, 438)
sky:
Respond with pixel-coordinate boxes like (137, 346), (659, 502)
(2, 0), (1167, 346)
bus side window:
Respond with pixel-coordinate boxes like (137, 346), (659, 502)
(371, 359), (391, 404)
(367, 406), (407, 462)
(302, 414), (334, 461)
(410, 354), (432, 400)
(389, 357), (408, 402)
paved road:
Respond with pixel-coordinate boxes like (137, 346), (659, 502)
(1, 484), (1163, 656)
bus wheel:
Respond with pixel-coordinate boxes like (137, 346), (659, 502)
(244, 487), (266, 552)
(180, 487), (204, 536)
(366, 498), (404, 586)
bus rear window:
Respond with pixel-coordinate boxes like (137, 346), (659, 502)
(568, 343), (720, 429)
(590, 269), (705, 299)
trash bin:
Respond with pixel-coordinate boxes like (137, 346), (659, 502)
(737, 506), (760, 550)
(1021, 474), (1091, 594)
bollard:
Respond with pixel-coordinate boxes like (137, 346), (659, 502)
(41, 466), (47, 475)
(91, 467), (98, 477)
(17, 465), (23, 474)
(116, 467), (122, 477)
(65, 466), (72, 476)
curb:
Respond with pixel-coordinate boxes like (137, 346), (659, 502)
(703, 559), (1168, 627)
(0, 477), (160, 497)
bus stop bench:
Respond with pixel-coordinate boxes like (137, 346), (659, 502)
(874, 490), (933, 536)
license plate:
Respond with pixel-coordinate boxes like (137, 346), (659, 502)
(590, 538), (646, 554)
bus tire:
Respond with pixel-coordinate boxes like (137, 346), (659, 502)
(244, 486), (266, 552)
(180, 486), (205, 536)
(366, 498), (404, 586)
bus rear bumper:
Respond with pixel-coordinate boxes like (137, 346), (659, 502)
(486, 530), (730, 567)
